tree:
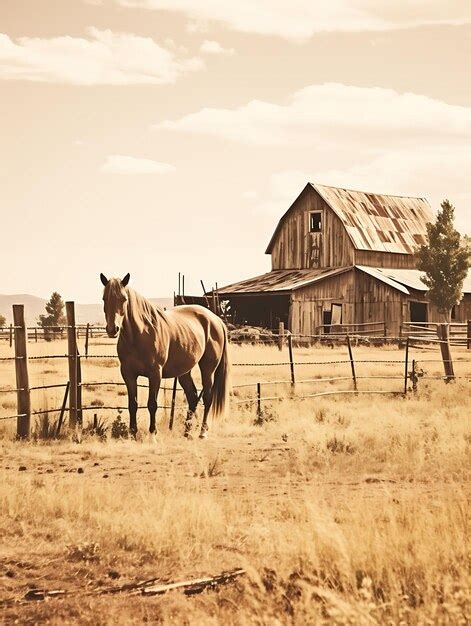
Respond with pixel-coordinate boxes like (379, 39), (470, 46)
(416, 200), (470, 322)
(38, 292), (66, 340)
(0, 314), (6, 328)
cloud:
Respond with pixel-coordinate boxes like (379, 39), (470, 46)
(199, 39), (234, 55)
(113, 1), (471, 40)
(102, 155), (176, 174)
(186, 20), (209, 34)
(0, 27), (203, 85)
(154, 83), (471, 148)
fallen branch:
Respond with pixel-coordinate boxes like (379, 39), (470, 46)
(1, 568), (246, 606)
(141, 569), (246, 596)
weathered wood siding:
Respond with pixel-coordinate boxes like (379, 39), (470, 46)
(290, 269), (403, 336)
(270, 187), (421, 271)
(270, 188), (355, 270)
(455, 295), (471, 322)
(289, 269), (471, 337)
(354, 250), (417, 269)
(290, 270), (356, 335)
(353, 270), (404, 336)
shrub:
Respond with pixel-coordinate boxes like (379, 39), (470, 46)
(111, 414), (129, 439)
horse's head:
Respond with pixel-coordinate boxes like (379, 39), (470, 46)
(100, 273), (130, 338)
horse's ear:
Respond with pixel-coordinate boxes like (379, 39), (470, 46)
(121, 273), (130, 287)
(100, 273), (108, 286)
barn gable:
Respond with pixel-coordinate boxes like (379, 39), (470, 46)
(266, 183), (434, 270)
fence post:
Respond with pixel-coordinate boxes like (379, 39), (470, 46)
(56, 381), (70, 437)
(85, 323), (90, 358)
(437, 323), (455, 382)
(288, 333), (295, 387)
(13, 305), (31, 439)
(383, 321), (387, 339)
(404, 337), (409, 394)
(169, 378), (177, 430)
(411, 359), (418, 393)
(467, 320), (471, 350)
(9, 323), (13, 348)
(278, 322), (284, 351)
(346, 335), (357, 391)
(66, 301), (81, 428)
(257, 382), (262, 416)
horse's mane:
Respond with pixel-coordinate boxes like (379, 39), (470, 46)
(124, 288), (163, 336)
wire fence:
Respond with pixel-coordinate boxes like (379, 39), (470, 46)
(1, 303), (470, 437)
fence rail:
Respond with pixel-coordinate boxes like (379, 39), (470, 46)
(1, 303), (470, 438)
(2, 319), (471, 348)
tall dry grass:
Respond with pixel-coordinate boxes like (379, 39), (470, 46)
(0, 339), (469, 623)
(1, 450), (468, 624)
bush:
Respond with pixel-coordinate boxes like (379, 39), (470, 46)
(111, 414), (129, 439)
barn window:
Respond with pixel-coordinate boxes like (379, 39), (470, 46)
(451, 305), (456, 320)
(309, 211), (322, 233)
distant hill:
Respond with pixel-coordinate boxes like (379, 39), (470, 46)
(0, 295), (173, 326)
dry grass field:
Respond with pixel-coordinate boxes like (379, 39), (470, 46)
(0, 337), (470, 624)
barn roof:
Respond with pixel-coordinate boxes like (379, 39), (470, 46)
(215, 266), (471, 297)
(215, 267), (350, 295)
(357, 266), (471, 295)
(266, 183), (434, 255)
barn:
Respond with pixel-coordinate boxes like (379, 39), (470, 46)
(215, 183), (471, 337)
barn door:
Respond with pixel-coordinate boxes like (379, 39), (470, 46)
(331, 303), (342, 326)
(323, 303), (342, 334)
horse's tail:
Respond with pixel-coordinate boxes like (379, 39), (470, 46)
(211, 324), (230, 418)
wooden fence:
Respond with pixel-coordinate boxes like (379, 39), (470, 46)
(1, 303), (470, 439)
(400, 321), (470, 346)
(2, 319), (470, 348)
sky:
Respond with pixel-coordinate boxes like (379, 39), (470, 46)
(1, 0), (470, 303)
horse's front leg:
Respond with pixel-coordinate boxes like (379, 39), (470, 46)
(148, 367), (162, 434)
(122, 369), (138, 437)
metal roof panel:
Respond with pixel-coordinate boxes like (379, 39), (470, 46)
(313, 183), (433, 255)
(214, 267), (352, 295)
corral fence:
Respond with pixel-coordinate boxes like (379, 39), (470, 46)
(2, 319), (470, 347)
(1, 303), (470, 439)
(399, 321), (471, 347)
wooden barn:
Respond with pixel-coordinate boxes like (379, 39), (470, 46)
(215, 183), (471, 337)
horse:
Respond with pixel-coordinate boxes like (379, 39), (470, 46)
(100, 273), (230, 438)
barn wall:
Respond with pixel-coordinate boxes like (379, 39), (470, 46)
(454, 294), (471, 322)
(291, 270), (407, 337)
(290, 271), (356, 335)
(354, 250), (417, 269)
(354, 270), (405, 337)
(270, 187), (355, 270)
(290, 270), (471, 337)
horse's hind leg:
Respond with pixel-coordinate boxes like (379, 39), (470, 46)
(199, 364), (215, 439)
(178, 372), (198, 438)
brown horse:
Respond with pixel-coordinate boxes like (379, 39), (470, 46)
(100, 273), (230, 438)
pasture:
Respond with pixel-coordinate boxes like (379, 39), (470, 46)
(0, 336), (470, 624)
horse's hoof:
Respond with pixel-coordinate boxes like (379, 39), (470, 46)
(184, 432), (193, 440)
(199, 429), (208, 439)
